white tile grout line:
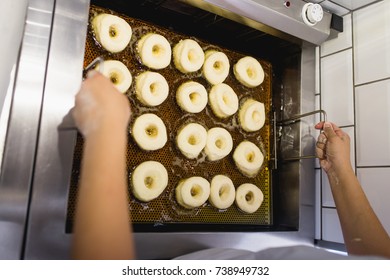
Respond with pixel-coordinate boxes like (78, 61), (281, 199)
(351, 10), (358, 176)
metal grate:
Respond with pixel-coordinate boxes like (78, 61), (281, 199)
(66, 5), (273, 230)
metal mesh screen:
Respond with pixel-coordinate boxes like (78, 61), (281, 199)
(67, 5), (273, 229)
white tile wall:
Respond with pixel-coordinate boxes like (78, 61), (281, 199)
(322, 208), (344, 243)
(320, 49), (354, 126)
(357, 168), (390, 233)
(353, 0), (390, 85)
(329, 0), (381, 10)
(320, 14), (352, 57)
(355, 80), (390, 166)
(307, 0), (380, 13)
(316, 1), (390, 246)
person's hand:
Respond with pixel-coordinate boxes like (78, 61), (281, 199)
(73, 71), (131, 137)
(315, 121), (352, 175)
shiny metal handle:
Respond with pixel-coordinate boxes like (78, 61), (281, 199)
(273, 109), (327, 167)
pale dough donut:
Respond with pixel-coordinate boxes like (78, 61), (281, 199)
(202, 50), (230, 85)
(131, 161), (168, 202)
(132, 113), (167, 151)
(233, 56), (264, 88)
(209, 175), (235, 209)
(135, 71), (169, 106)
(98, 60), (132, 93)
(233, 140), (264, 177)
(173, 39), (205, 73)
(235, 183), (264, 214)
(176, 123), (207, 159)
(239, 98), (266, 132)
(208, 83), (239, 118)
(204, 127), (233, 161)
(137, 33), (171, 69)
(176, 81), (208, 113)
(92, 13), (132, 53)
(176, 176), (210, 209)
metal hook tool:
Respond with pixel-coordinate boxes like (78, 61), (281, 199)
(271, 110), (327, 168)
(82, 56), (104, 79)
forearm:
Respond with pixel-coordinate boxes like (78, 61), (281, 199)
(72, 127), (135, 259)
(328, 168), (390, 258)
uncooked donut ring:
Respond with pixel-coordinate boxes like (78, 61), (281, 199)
(132, 113), (167, 151)
(137, 33), (171, 69)
(239, 98), (266, 132)
(204, 127), (233, 161)
(135, 71), (169, 106)
(233, 56), (264, 88)
(209, 175), (235, 209)
(98, 60), (132, 93)
(175, 176), (210, 209)
(176, 123), (207, 159)
(233, 140), (264, 177)
(131, 161), (168, 202)
(235, 183), (264, 214)
(202, 50), (230, 85)
(92, 13), (132, 53)
(173, 39), (205, 73)
(208, 83), (239, 118)
(176, 81), (208, 113)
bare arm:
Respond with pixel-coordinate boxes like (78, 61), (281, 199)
(316, 122), (390, 258)
(71, 72), (135, 259)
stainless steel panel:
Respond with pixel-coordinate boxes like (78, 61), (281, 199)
(0, 0), (54, 259)
(23, 0), (89, 259)
(184, 0), (333, 45)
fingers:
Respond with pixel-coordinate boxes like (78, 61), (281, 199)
(316, 132), (327, 146)
(316, 121), (344, 139)
(314, 121), (325, 130)
(322, 122), (337, 139)
(316, 132), (327, 159)
(315, 121), (340, 131)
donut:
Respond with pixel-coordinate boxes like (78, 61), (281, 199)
(176, 123), (207, 159)
(239, 98), (266, 132)
(209, 175), (235, 209)
(176, 81), (208, 113)
(135, 71), (169, 106)
(233, 56), (264, 88)
(131, 161), (168, 202)
(173, 39), (205, 73)
(208, 83), (239, 118)
(132, 113), (167, 151)
(175, 176), (210, 209)
(98, 60), (132, 93)
(233, 140), (264, 177)
(91, 13), (132, 53)
(137, 33), (171, 69)
(235, 183), (264, 213)
(202, 50), (230, 85)
(204, 127), (233, 161)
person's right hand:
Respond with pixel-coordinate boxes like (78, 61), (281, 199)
(315, 122), (353, 175)
(72, 71), (131, 137)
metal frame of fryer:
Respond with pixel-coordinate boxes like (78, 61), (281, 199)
(0, 0), (319, 259)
